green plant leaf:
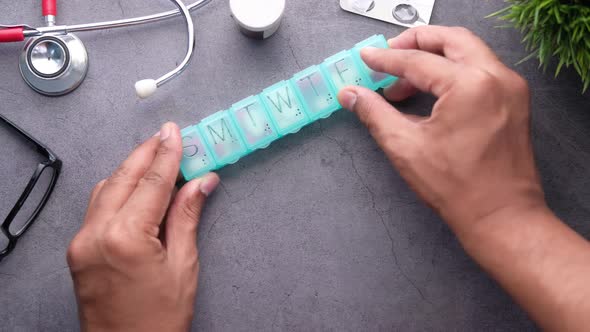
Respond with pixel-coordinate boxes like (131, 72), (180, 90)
(488, 0), (590, 93)
(517, 51), (539, 65)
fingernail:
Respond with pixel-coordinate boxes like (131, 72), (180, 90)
(153, 131), (160, 137)
(199, 173), (220, 196)
(160, 123), (172, 141)
(339, 90), (357, 110)
(360, 46), (379, 58)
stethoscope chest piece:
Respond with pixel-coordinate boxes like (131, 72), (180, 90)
(19, 33), (88, 96)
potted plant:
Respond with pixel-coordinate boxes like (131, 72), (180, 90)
(490, 0), (590, 92)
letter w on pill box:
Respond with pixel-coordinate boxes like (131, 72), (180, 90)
(180, 35), (397, 181)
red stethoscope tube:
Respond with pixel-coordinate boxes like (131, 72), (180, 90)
(42, 0), (57, 16)
(0, 0), (55, 42)
(0, 27), (24, 42)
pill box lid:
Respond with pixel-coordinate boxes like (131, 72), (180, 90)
(230, 0), (286, 31)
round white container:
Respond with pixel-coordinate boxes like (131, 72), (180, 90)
(229, 0), (286, 40)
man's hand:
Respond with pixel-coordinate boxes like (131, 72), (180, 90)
(338, 26), (590, 331)
(67, 122), (220, 332)
(339, 26), (542, 237)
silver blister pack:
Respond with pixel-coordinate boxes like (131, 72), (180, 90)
(340, 0), (435, 28)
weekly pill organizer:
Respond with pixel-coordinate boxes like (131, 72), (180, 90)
(180, 34), (396, 180)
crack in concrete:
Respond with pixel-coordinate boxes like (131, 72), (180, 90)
(228, 180), (263, 205)
(271, 290), (292, 330)
(206, 211), (226, 239)
(317, 122), (430, 304)
(287, 40), (302, 70)
(219, 182), (232, 199)
(116, 0), (126, 16)
(425, 224), (446, 284)
(0, 86), (30, 101)
(0, 271), (18, 279)
(271, 274), (304, 330)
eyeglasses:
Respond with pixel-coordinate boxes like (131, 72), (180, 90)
(0, 114), (62, 261)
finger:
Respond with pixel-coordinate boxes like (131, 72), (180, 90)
(361, 47), (459, 97)
(387, 25), (499, 68)
(338, 86), (415, 144)
(405, 114), (428, 123)
(165, 173), (220, 261)
(121, 122), (184, 231)
(383, 78), (418, 102)
(82, 179), (106, 226)
(89, 180), (106, 208)
(158, 185), (180, 245)
(93, 135), (161, 214)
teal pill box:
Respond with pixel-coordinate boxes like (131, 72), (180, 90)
(180, 34), (397, 181)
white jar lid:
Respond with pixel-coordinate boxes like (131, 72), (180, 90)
(230, 0), (286, 32)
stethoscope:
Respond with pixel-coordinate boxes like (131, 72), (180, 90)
(0, 0), (211, 98)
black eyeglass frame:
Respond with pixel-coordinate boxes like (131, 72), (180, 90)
(0, 114), (62, 260)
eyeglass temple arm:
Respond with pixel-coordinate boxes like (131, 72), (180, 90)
(0, 113), (60, 161)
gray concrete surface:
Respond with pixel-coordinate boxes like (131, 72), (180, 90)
(1, 0), (589, 331)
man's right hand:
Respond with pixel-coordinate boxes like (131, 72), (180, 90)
(338, 26), (590, 331)
(339, 26), (542, 239)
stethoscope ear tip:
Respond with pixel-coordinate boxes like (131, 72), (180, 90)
(135, 79), (157, 99)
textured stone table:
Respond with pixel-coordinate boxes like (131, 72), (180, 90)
(1, 1), (589, 331)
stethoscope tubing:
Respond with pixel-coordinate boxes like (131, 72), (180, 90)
(1, 0), (212, 97)
(1, 0), (210, 38)
(155, 0), (195, 87)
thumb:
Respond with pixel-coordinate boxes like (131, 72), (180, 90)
(338, 86), (415, 145)
(165, 173), (220, 262)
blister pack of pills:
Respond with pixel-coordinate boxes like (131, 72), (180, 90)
(180, 34), (397, 181)
(340, 0), (435, 28)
